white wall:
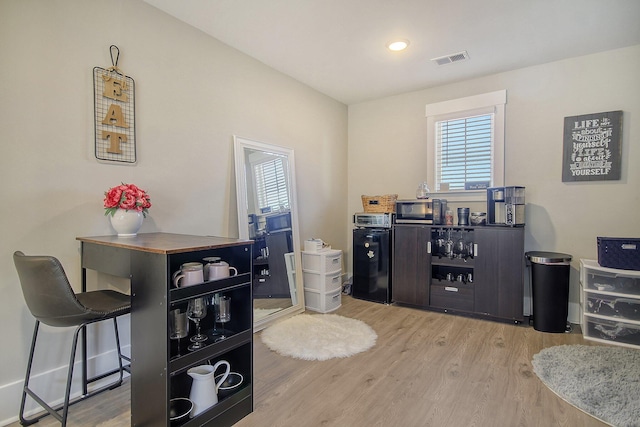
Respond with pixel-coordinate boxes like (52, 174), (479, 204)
(0, 0), (348, 423)
(348, 45), (640, 323)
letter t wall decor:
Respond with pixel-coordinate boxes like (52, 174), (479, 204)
(93, 45), (136, 163)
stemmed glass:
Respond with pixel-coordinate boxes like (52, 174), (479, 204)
(187, 297), (208, 351)
(454, 231), (467, 259)
(208, 294), (224, 340)
(169, 308), (189, 358)
(435, 229), (446, 258)
(215, 296), (231, 342)
(445, 229), (454, 259)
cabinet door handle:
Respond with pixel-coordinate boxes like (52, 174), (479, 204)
(473, 243), (478, 257)
(427, 241), (432, 254)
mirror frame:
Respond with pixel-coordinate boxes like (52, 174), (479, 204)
(233, 135), (305, 331)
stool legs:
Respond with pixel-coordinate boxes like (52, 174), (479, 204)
(19, 318), (128, 426)
(19, 321), (44, 426)
(84, 318), (129, 388)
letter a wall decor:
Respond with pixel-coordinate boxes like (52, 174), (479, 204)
(93, 45), (136, 163)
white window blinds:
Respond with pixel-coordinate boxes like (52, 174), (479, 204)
(435, 113), (494, 191)
(254, 158), (289, 211)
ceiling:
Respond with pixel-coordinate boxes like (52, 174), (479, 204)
(143, 0), (640, 105)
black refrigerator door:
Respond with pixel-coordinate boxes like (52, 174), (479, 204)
(352, 228), (391, 304)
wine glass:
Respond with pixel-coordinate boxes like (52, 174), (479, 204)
(169, 309), (189, 357)
(445, 229), (454, 259)
(187, 297), (208, 351)
(435, 229), (446, 258)
(454, 231), (466, 259)
(207, 293), (224, 340)
(215, 296), (231, 341)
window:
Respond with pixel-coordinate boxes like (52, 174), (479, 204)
(254, 157), (290, 211)
(436, 113), (493, 190)
(426, 90), (506, 198)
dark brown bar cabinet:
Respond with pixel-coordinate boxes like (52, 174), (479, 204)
(77, 233), (253, 426)
(392, 225), (525, 323)
(391, 224), (431, 307)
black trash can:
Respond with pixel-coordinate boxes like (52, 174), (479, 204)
(526, 251), (572, 333)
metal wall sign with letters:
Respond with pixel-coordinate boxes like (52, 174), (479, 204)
(93, 46), (136, 164)
(562, 110), (622, 182)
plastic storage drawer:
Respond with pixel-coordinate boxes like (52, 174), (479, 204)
(302, 270), (342, 292)
(585, 292), (640, 321)
(301, 250), (342, 274)
(581, 259), (640, 349)
(583, 315), (640, 348)
(304, 288), (341, 313)
(581, 260), (640, 296)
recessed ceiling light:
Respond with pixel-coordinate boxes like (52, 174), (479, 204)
(387, 39), (409, 52)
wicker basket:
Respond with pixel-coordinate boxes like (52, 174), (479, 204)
(361, 194), (398, 213)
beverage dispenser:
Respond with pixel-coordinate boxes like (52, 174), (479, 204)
(487, 186), (525, 226)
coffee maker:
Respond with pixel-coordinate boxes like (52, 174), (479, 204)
(487, 186), (525, 226)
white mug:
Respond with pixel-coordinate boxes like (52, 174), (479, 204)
(207, 264), (238, 280)
(203, 258), (238, 281)
(173, 263), (204, 287)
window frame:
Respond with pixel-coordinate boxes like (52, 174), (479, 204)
(250, 155), (290, 212)
(426, 90), (506, 202)
(252, 156), (291, 212)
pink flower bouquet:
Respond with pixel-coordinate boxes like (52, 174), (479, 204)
(104, 183), (152, 217)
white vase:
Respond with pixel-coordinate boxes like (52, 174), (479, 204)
(109, 209), (143, 237)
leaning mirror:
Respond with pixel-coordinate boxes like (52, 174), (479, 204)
(233, 136), (305, 331)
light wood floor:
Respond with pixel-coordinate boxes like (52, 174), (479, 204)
(9, 296), (606, 427)
(254, 297), (292, 311)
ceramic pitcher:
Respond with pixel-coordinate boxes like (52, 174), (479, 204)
(188, 361), (230, 417)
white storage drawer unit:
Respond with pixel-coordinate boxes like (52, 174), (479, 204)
(302, 249), (342, 313)
(303, 270), (342, 292)
(304, 288), (341, 313)
(580, 259), (640, 349)
(301, 249), (342, 274)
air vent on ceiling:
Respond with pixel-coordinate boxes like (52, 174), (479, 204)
(431, 50), (470, 66)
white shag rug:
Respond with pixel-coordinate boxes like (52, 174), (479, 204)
(532, 344), (640, 427)
(261, 314), (377, 361)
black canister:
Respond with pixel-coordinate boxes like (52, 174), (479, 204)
(526, 251), (572, 333)
(457, 208), (470, 226)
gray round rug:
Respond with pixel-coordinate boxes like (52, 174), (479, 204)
(261, 314), (377, 361)
(532, 344), (640, 427)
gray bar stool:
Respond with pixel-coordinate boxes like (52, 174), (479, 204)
(13, 251), (131, 426)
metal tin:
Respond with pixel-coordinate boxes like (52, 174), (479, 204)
(470, 212), (486, 225)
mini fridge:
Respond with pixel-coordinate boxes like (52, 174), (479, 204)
(352, 213), (392, 304)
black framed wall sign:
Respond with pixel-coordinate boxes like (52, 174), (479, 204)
(562, 110), (622, 182)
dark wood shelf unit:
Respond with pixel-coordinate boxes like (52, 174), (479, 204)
(392, 225), (525, 323)
(77, 233), (254, 427)
(391, 224), (431, 308)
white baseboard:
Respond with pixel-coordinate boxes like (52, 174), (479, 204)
(0, 345), (130, 427)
